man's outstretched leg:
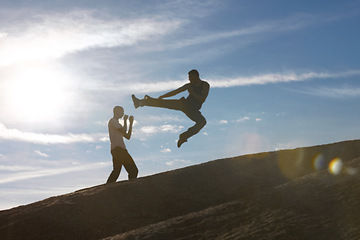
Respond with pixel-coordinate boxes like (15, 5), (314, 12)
(132, 94), (207, 148)
(132, 94), (185, 111)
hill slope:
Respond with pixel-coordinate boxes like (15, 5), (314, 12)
(1, 139), (360, 240)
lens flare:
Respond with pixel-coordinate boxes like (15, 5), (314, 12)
(277, 149), (305, 179)
(346, 167), (358, 175)
(313, 153), (326, 170)
(329, 158), (343, 175)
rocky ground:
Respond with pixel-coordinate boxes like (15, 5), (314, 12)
(1, 139), (360, 240)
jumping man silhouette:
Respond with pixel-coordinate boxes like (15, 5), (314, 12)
(132, 69), (210, 147)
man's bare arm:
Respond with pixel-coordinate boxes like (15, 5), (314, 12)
(159, 84), (189, 99)
(126, 116), (134, 140)
(118, 115), (132, 140)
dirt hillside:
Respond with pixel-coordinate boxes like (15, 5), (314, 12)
(1, 139), (360, 240)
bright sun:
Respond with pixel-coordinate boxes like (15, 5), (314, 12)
(3, 62), (75, 126)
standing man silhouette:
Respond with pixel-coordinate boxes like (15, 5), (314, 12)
(106, 106), (138, 184)
(132, 69), (210, 147)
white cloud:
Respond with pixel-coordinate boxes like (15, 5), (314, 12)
(127, 80), (188, 94)
(160, 148), (171, 153)
(219, 120), (228, 124)
(144, 114), (185, 123)
(207, 70), (360, 88)
(0, 10), (182, 66)
(0, 32), (8, 38)
(166, 159), (191, 166)
(139, 126), (158, 134)
(0, 122), (106, 144)
(236, 116), (250, 123)
(256, 118), (263, 122)
(161, 124), (184, 132)
(112, 70), (360, 95)
(138, 124), (184, 135)
(0, 165), (38, 172)
(0, 162), (109, 184)
(291, 86), (360, 98)
(34, 150), (49, 158)
(161, 10), (349, 50)
(95, 120), (108, 127)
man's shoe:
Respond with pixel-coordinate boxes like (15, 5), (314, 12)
(144, 95), (152, 100)
(132, 94), (141, 109)
(177, 134), (188, 148)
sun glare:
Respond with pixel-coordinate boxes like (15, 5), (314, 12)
(3, 63), (75, 126)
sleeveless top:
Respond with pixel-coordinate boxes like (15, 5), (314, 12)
(186, 80), (207, 110)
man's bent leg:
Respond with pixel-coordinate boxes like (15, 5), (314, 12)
(178, 109), (207, 147)
(106, 148), (123, 184)
(186, 116), (206, 138)
(122, 150), (138, 180)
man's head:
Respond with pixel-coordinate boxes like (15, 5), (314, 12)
(113, 106), (124, 119)
(188, 69), (200, 84)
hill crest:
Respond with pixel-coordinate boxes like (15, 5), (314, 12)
(1, 139), (360, 240)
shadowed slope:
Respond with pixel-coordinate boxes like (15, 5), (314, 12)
(1, 139), (360, 240)
(105, 158), (360, 240)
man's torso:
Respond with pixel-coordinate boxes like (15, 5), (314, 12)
(108, 118), (126, 150)
(186, 80), (209, 110)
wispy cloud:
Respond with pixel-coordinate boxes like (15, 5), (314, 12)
(128, 80), (188, 94)
(208, 70), (360, 88)
(166, 159), (191, 166)
(0, 123), (107, 144)
(170, 15), (312, 49)
(0, 32), (8, 38)
(106, 70), (360, 94)
(0, 162), (109, 184)
(1, 70), (357, 144)
(141, 114), (186, 124)
(290, 86), (360, 98)
(160, 147), (171, 153)
(138, 124), (184, 135)
(150, 9), (357, 51)
(0, 165), (38, 172)
(218, 116), (261, 125)
(0, 10), (182, 66)
(34, 150), (49, 158)
(236, 117), (250, 123)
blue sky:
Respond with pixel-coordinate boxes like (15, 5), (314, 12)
(1, 0), (360, 210)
